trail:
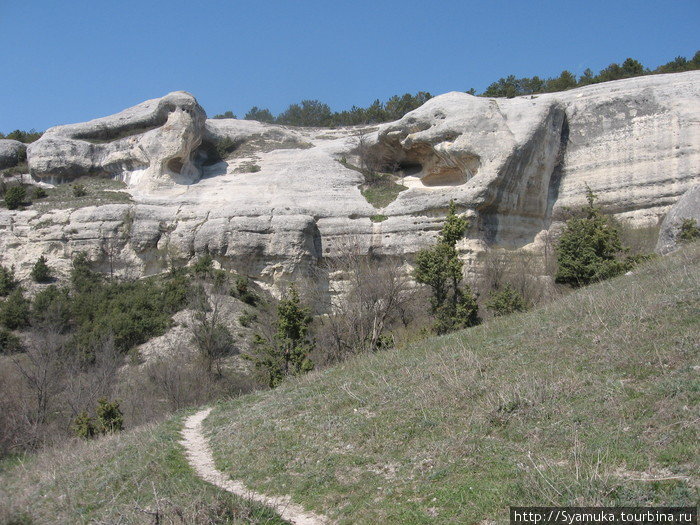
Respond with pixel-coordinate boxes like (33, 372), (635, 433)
(180, 408), (328, 525)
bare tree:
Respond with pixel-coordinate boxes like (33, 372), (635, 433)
(316, 246), (416, 363)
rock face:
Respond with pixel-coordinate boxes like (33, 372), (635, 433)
(3, 72), (699, 292)
(0, 139), (26, 170)
(655, 184), (700, 254)
(27, 91), (206, 189)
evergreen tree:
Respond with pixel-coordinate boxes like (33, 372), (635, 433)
(31, 255), (52, 283)
(244, 285), (314, 387)
(0, 288), (30, 330)
(96, 398), (124, 433)
(415, 201), (480, 334)
(555, 188), (629, 286)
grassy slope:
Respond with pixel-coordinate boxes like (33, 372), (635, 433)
(0, 413), (287, 524)
(1, 245), (697, 524)
(204, 244), (699, 524)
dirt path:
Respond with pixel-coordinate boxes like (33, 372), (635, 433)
(180, 408), (329, 525)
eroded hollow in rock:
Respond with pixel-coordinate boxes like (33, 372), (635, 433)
(167, 157), (184, 174)
(421, 167), (468, 186)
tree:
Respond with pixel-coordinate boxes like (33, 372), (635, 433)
(277, 100), (332, 127)
(244, 107), (275, 123)
(317, 250), (414, 362)
(4, 186), (26, 210)
(0, 265), (18, 296)
(31, 255), (52, 283)
(213, 110), (236, 119)
(0, 288), (30, 330)
(244, 285), (314, 387)
(414, 201), (480, 334)
(555, 188), (629, 287)
(191, 289), (237, 376)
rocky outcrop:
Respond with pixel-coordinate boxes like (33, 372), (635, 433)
(0, 139), (26, 170)
(27, 91), (206, 189)
(655, 184), (700, 254)
(2, 72), (699, 292)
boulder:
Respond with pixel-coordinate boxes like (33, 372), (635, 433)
(27, 91), (206, 189)
(656, 184), (700, 254)
(0, 139), (26, 170)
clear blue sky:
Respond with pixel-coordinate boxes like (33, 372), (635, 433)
(1, 0), (697, 132)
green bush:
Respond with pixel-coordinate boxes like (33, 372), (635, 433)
(239, 310), (257, 327)
(486, 284), (527, 317)
(4, 185), (26, 210)
(30, 255), (52, 283)
(0, 288), (30, 330)
(31, 285), (72, 332)
(678, 218), (700, 243)
(96, 398), (124, 434)
(0, 327), (22, 354)
(0, 265), (18, 296)
(555, 189), (630, 287)
(32, 186), (47, 199)
(72, 411), (97, 439)
(192, 253), (214, 277)
(66, 253), (190, 357)
(231, 275), (258, 306)
(72, 184), (87, 197)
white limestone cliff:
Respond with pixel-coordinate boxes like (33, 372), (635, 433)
(3, 71), (699, 292)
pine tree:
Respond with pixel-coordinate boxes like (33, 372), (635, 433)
(415, 201), (480, 334)
(244, 285), (314, 387)
(31, 255), (52, 283)
(555, 188), (628, 286)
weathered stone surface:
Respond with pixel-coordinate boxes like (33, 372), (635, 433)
(2, 72), (698, 294)
(0, 139), (26, 170)
(655, 184), (700, 254)
(27, 91), (206, 189)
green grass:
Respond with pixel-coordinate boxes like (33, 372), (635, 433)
(32, 176), (132, 211)
(2, 245), (698, 523)
(0, 413), (288, 524)
(339, 159), (407, 208)
(202, 244), (700, 523)
(370, 214), (388, 223)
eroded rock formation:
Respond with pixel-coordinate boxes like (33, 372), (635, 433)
(2, 71), (699, 292)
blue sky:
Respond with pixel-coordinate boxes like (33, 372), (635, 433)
(1, 0), (698, 131)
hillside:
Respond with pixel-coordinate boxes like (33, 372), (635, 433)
(2, 243), (697, 524)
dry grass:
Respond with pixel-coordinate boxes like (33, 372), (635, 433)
(203, 243), (699, 523)
(2, 244), (697, 524)
(0, 414), (287, 524)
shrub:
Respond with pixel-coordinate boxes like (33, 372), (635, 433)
(678, 218), (700, 243)
(31, 285), (72, 332)
(72, 411), (97, 439)
(72, 184), (87, 197)
(215, 137), (238, 160)
(0, 288), (30, 330)
(0, 265), (18, 296)
(231, 275), (258, 306)
(486, 283), (528, 317)
(0, 327), (22, 354)
(193, 253), (214, 277)
(4, 185), (26, 210)
(31, 255), (52, 283)
(32, 186), (47, 199)
(415, 201), (480, 334)
(96, 398), (124, 433)
(555, 189), (629, 287)
(239, 310), (257, 327)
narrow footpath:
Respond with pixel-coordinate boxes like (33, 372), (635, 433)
(180, 408), (329, 525)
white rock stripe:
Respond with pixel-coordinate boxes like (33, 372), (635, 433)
(180, 407), (329, 525)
